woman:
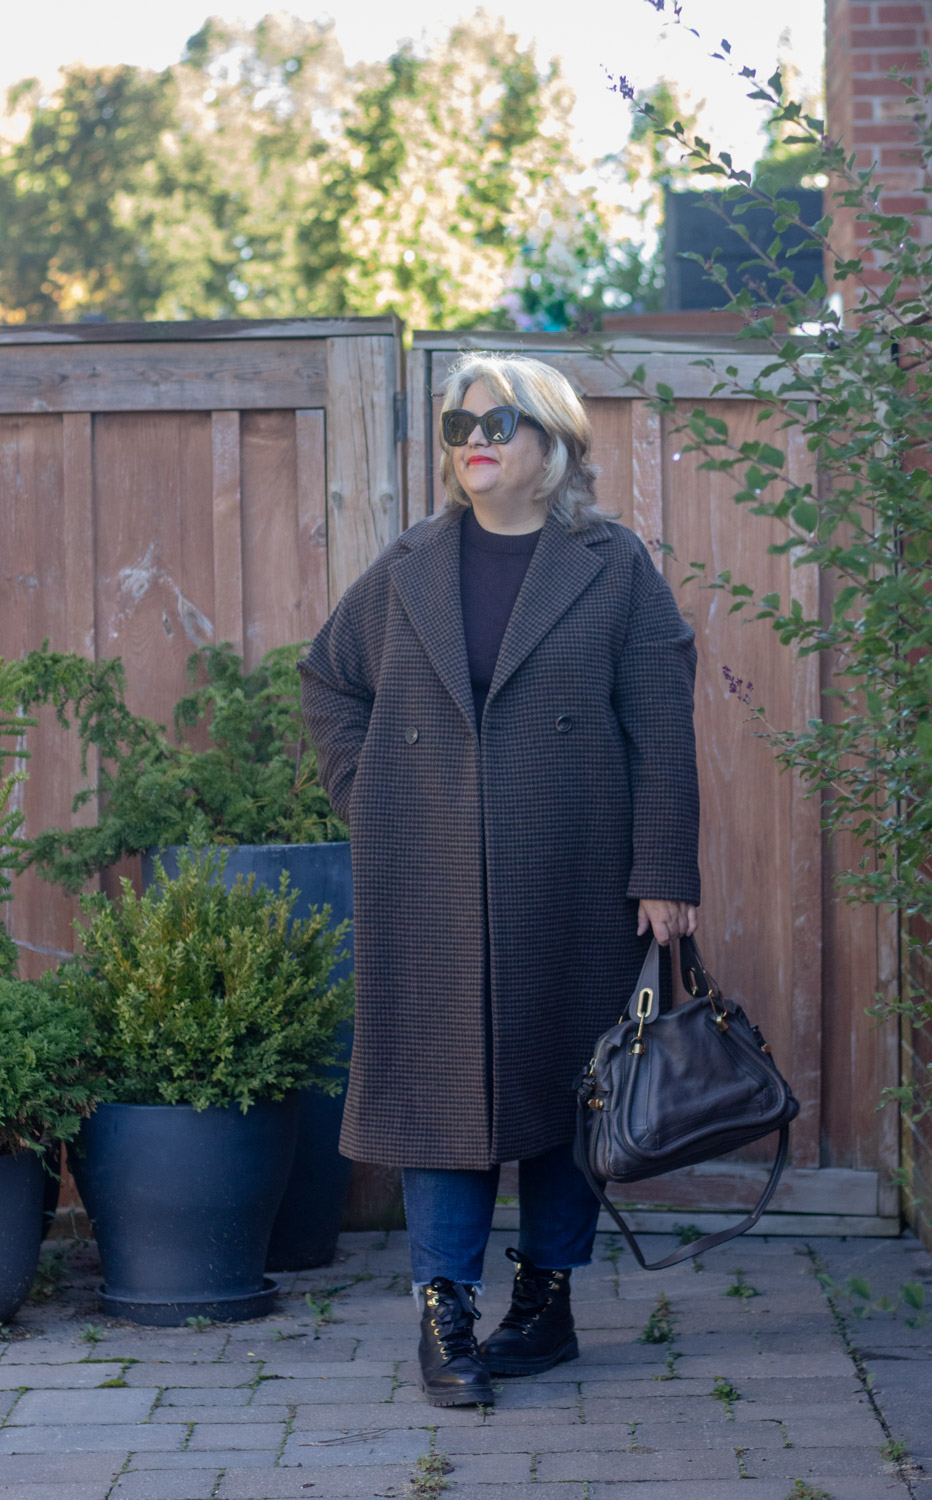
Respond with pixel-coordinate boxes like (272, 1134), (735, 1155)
(299, 353), (700, 1407)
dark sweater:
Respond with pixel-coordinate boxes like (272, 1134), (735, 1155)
(459, 505), (541, 730)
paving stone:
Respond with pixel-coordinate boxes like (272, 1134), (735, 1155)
(122, 1363), (256, 1388)
(127, 1452), (277, 1470)
(8, 1388), (160, 1425)
(0, 1456), (125, 1484)
(110, 1473), (221, 1500)
(0, 1426), (180, 1454)
(215, 1463), (414, 1498)
(0, 1485), (112, 1500)
(150, 1403), (289, 1424)
(779, 1415), (887, 1447)
(289, 1402), (485, 1430)
(280, 1426), (430, 1467)
(0, 1344), (96, 1366)
(252, 1376), (394, 1404)
(0, 1396), (17, 1422)
(738, 1446), (895, 1478)
(157, 1387), (253, 1407)
(726, 1376), (863, 1405)
(536, 1447), (741, 1482)
(185, 1422), (287, 1451)
(632, 1417), (786, 1451)
(673, 1352), (853, 1379)
(443, 1489), (584, 1500)
(0, 1364), (125, 1390)
(418, 1453), (533, 1483)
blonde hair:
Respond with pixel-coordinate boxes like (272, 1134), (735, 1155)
(438, 353), (605, 530)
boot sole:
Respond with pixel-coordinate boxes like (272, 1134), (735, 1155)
(482, 1334), (579, 1376)
(417, 1373), (494, 1407)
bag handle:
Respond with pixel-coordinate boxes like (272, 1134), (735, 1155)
(575, 1102), (789, 1270)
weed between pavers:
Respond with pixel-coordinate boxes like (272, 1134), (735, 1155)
(880, 1437), (907, 1462)
(710, 1375), (740, 1419)
(79, 1323), (105, 1346)
(785, 1482), (832, 1500)
(639, 1292), (676, 1344)
(185, 1315), (213, 1331)
(407, 1452), (453, 1499)
(818, 1271), (927, 1328)
(725, 1268), (760, 1301)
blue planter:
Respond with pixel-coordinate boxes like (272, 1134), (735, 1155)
(142, 843), (354, 1270)
(70, 1097), (299, 1325)
(0, 1150), (47, 1323)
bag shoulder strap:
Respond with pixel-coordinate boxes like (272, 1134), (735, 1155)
(575, 1102), (789, 1271)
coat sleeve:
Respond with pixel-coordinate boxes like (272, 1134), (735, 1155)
(613, 540), (701, 906)
(297, 578), (380, 824)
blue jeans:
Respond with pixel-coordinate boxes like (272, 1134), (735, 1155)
(402, 1141), (601, 1285)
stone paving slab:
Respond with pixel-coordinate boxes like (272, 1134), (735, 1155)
(110, 1474), (220, 1500)
(0, 1485), (114, 1500)
(0, 1426), (179, 1454)
(0, 1456), (125, 1484)
(8, 1390), (160, 1425)
(280, 1427), (430, 1466)
(215, 1464), (414, 1497)
(0, 1365), (125, 1390)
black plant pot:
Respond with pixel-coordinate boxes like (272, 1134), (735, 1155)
(69, 1096), (299, 1325)
(143, 843), (355, 1271)
(0, 1150), (44, 1323)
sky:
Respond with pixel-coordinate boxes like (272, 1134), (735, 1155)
(1, 0), (824, 170)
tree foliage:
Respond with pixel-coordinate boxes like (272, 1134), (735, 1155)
(4, 642), (346, 895)
(0, 14), (624, 329)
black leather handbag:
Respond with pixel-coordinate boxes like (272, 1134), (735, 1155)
(574, 934), (800, 1269)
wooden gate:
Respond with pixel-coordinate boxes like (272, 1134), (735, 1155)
(408, 330), (899, 1235)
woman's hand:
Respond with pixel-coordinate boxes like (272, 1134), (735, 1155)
(637, 899), (698, 946)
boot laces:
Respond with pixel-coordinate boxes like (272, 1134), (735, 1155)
(501, 1248), (563, 1330)
(425, 1279), (482, 1362)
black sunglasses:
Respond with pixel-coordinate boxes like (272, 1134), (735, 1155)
(441, 405), (545, 447)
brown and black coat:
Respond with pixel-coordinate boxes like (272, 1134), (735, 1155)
(299, 508), (700, 1169)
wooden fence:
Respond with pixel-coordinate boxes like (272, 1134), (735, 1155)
(0, 318), (900, 1234)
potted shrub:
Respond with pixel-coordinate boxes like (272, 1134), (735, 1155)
(59, 845), (353, 1325)
(12, 643), (361, 1267)
(0, 975), (98, 1324)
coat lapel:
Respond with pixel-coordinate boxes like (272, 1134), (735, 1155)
(390, 513), (477, 734)
(486, 516), (606, 708)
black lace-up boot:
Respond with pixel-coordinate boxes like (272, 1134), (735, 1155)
(417, 1278), (493, 1407)
(479, 1246), (579, 1375)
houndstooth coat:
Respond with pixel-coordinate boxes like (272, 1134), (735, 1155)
(298, 508), (700, 1170)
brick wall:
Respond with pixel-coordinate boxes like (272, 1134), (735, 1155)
(825, 0), (932, 306)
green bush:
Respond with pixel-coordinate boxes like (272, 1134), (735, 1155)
(0, 976), (100, 1155)
(56, 845), (353, 1112)
(7, 642), (347, 894)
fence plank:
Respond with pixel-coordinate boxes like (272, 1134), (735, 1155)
(405, 348), (431, 525)
(787, 420), (823, 1168)
(240, 410), (302, 667)
(211, 412), (244, 657)
(630, 400), (664, 568)
(588, 400), (634, 527)
(326, 337), (399, 602)
(295, 409), (330, 636)
(0, 342), (327, 414)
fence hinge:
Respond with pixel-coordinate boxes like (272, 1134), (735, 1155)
(393, 391), (408, 445)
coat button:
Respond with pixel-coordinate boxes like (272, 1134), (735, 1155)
(555, 713), (574, 733)
(404, 726), (419, 744)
